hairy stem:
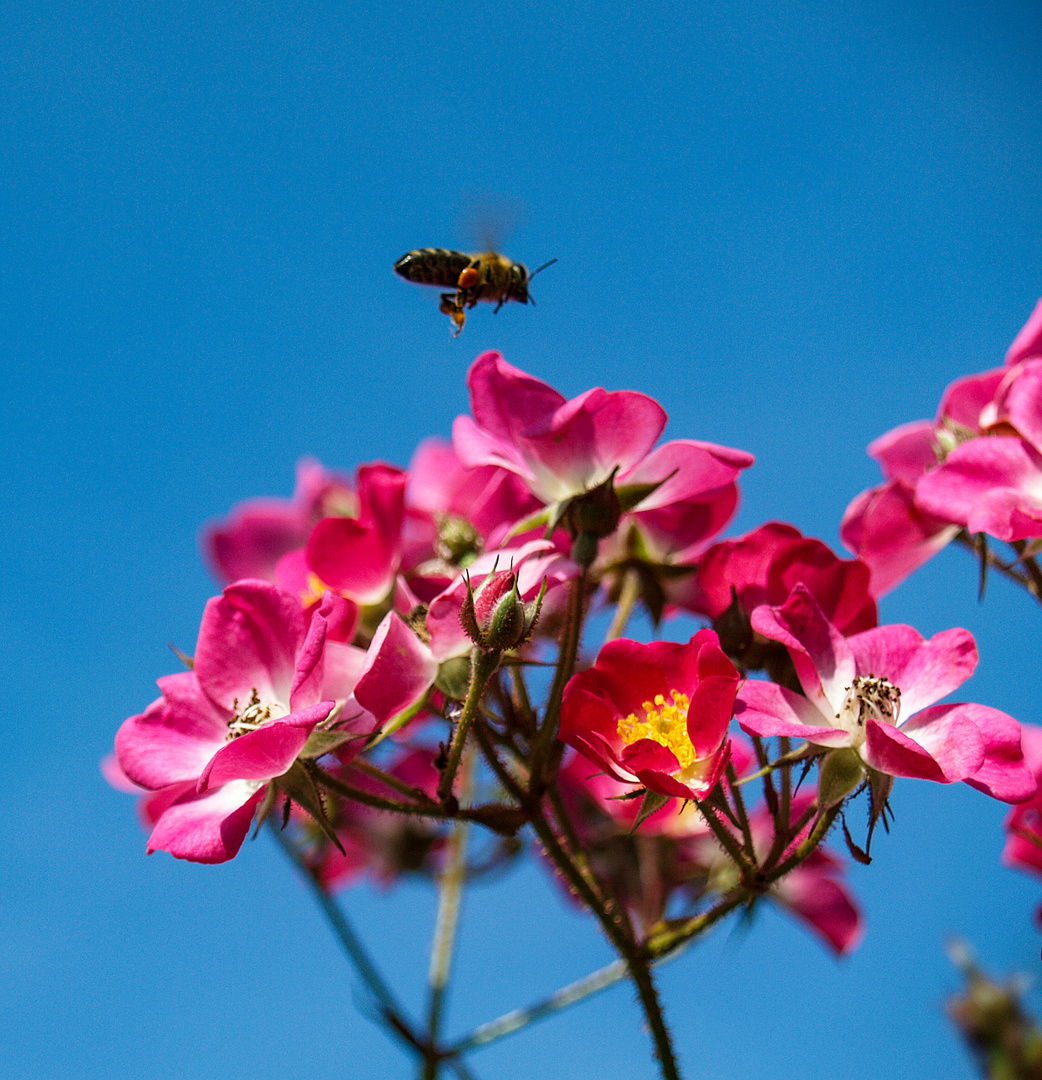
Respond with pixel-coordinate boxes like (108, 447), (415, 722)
(438, 649), (501, 806)
(528, 808), (681, 1080)
(530, 570), (587, 791)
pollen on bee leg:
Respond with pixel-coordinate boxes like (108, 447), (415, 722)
(457, 267), (479, 289)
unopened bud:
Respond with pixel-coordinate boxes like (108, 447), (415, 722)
(436, 515), (481, 564)
(459, 567), (543, 652)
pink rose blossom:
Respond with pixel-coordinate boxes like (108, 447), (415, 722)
(115, 581), (373, 863)
(840, 480), (959, 598)
(842, 299), (1042, 591)
(452, 351), (669, 506)
(306, 463), (408, 606)
(1006, 297), (1042, 366)
(735, 585), (1035, 802)
(691, 522), (877, 635)
(354, 539), (577, 727)
(1003, 723), (1042, 878)
(406, 437), (541, 554)
(204, 458), (354, 584)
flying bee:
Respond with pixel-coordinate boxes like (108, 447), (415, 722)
(393, 248), (557, 336)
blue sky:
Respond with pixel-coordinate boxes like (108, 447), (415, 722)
(3, 0), (1042, 1076)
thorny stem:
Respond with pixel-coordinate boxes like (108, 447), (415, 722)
(472, 717), (528, 803)
(695, 796), (757, 881)
(732, 742), (813, 786)
(349, 756), (435, 803)
(527, 807), (681, 1080)
(313, 764), (438, 816)
(546, 782), (594, 880)
(604, 565), (641, 643)
(269, 824), (478, 1080)
(724, 762), (754, 857)
(269, 822), (408, 1021)
(313, 764), (519, 835)
(531, 569), (588, 791)
(447, 959), (631, 1054)
(438, 649), (501, 806)
(761, 737), (795, 873)
(1013, 539), (1042, 600)
(424, 749), (475, 1080)
(955, 531), (1042, 599)
(644, 892), (750, 959)
(768, 802), (843, 882)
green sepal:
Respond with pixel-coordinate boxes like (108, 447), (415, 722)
(614, 466), (677, 514)
(167, 642), (195, 671)
(298, 725), (363, 760)
(505, 505), (554, 540)
(274, 760), (345, 855)
(817, 747), (865, 809)
(435, 655), (472, 699)
(633, 788), (674, 831)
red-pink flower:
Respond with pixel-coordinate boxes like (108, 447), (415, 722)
(406, 437), (541, 555)
(354, 539), (577, 727)
(306, 463), (408, 606)
(559, 630), (739, 800)
(115, 581), (373, 863)
(840, 480), (958, 598)
(690, 522), (877, 635)
(1003, 723), (1042, 878)
(842, 299), (1042, 592)
(735, 585), (1035, 802)
(452, 351), (669, 506)
(204, 458), (354, 584)
(911, 358), (1042, 543)
(594, 439), (755, 609)
(1006, 296), (1042, 367)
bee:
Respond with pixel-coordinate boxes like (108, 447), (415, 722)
(393, 248), (557, 336)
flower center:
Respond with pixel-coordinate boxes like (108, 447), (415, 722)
(227, 688), (288, 741)
(617, 690), (695, 770)
(836, 674), (901, 748)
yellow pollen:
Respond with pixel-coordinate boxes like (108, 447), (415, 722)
(617, 690), (695, 769)
(300, 572), (329, 609)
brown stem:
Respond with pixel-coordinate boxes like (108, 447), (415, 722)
(527, 807), (681, 1079)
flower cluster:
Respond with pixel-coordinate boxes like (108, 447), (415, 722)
(843, 298), (1042, 595)
(108, 332), (1042, 1077)
(113, 352), (756, 868)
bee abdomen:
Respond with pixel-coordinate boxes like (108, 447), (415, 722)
(394, 248), (473, 287)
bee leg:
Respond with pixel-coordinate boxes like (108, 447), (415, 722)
(440, 293), (466, 336)
(492, 298), (505, 313)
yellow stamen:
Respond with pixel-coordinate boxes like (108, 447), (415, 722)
(617, 690), (695, 769)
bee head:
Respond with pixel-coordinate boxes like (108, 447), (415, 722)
(506, 262), (531, 304)
(513, 257), (558, 306)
